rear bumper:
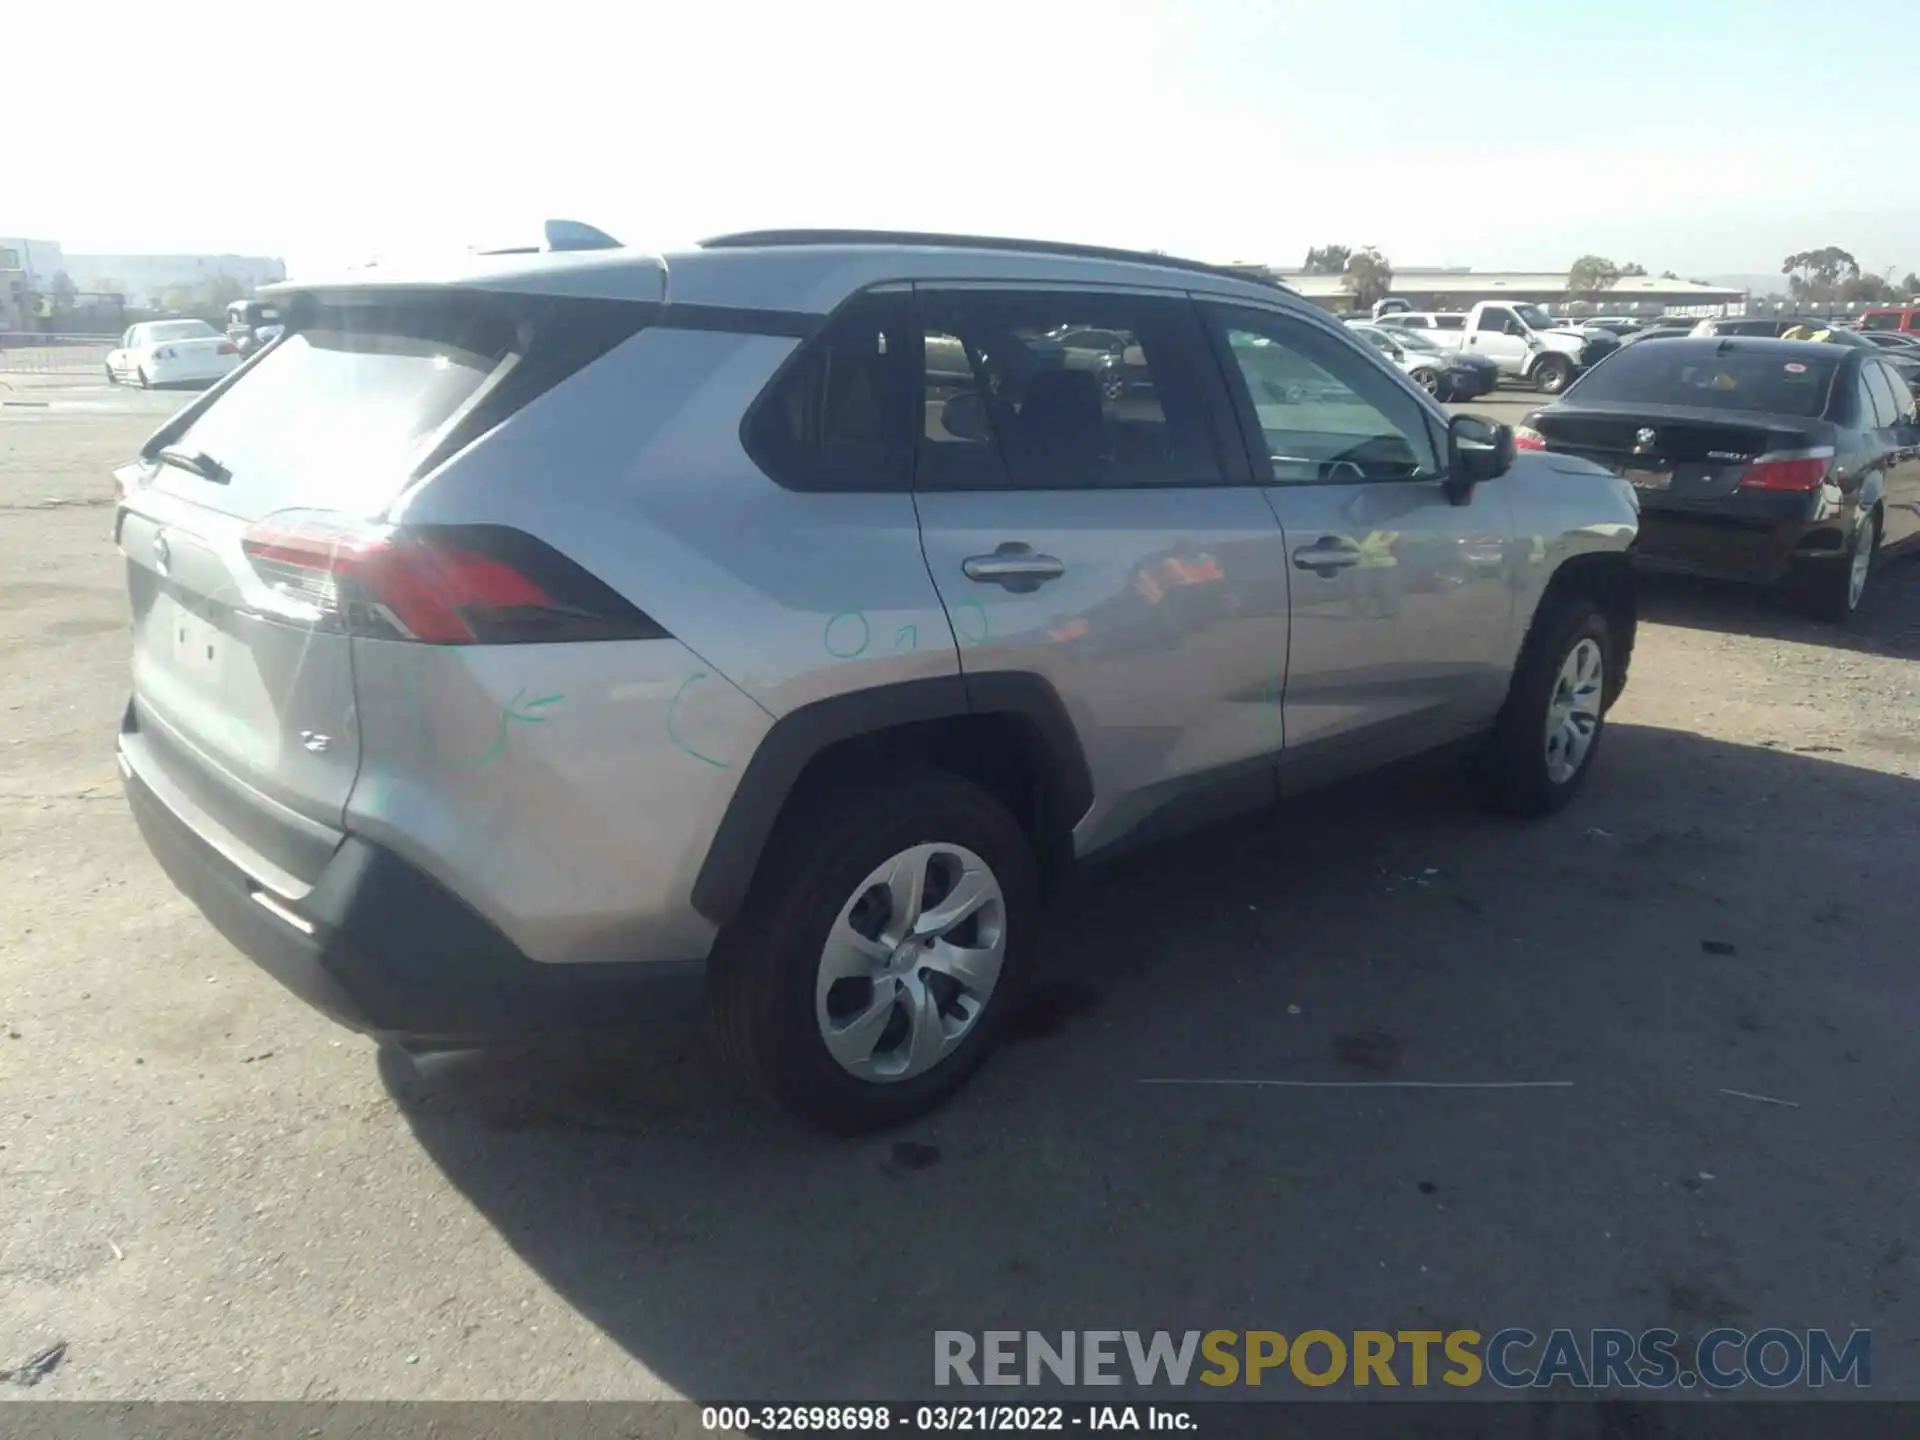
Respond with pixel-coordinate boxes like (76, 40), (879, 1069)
(1633, 496), (1845, 584)
(122, 743), (703, 1043)
(147, 356), (238, 386)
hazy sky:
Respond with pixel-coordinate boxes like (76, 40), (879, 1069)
(14, 0), (1915, 281)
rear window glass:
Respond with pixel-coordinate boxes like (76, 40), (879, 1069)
(1570, 346), (1839, 418)
(1860, 313), (1900, 331)
(145, 320), (218, 342)
(162, 301), (515, 518)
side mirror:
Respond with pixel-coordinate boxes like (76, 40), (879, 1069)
(940, 391), (990, 443)
(1446, 413), (1514, 502)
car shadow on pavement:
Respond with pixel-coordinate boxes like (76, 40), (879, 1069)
(381, 724), (1920, 1401)
(1636, 554), (1920, 656)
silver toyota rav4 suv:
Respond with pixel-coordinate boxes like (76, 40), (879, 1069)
(114, 225), (1639, 1132)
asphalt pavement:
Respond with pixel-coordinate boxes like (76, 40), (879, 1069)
(3, 381), (1918, 1402)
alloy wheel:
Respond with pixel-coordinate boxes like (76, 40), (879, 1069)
(1847, 522), (1873, 611)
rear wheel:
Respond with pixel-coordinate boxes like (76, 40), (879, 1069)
(1410, 367), (1440, 396)
(1803, 508), (1878, 624)
(708, 770), (1039, 1133)
(1472, 593), (1611, 817)
(1532, 354), (1574, 394)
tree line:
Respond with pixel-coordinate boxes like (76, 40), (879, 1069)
(1294, 245), (1919, 310)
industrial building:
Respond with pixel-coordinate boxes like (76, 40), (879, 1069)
(1, 235), (286, 330)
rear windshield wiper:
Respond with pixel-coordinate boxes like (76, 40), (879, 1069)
(156, 446), (231, 485)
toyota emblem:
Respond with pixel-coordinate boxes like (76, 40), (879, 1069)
(1635, 427), (1656, 448)
(152, 530), (171, 575)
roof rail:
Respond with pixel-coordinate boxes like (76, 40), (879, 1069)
(697, 228), (1292, 291)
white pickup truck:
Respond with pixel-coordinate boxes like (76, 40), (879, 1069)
(1376, 301), (1613, 394)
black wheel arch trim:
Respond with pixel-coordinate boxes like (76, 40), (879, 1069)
(690, 671), (1094, 928)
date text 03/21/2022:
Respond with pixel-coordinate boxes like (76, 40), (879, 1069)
(700, 1406), (1189, 1432)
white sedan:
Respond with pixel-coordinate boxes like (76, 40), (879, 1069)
(106, 320), (242, 389)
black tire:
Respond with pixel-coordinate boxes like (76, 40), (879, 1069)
(707, 769), (1039, 1133)
(1410, 367), (1440, 396)
(1472, 592), (1613, 817)
(137, 367), (151, 390)
(1801, 508), (1877, 624)
(1532, 354), (1574, 395)
(104, 363), (119, 386)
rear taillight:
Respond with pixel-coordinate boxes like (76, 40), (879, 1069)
(1738, 447), (1834, 492)
(1514, 425), (1547, 451)
(240, 514), (667, 645)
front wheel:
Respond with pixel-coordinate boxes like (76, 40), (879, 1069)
(1472, 593), (1612, 817)
(1410, 367), (1441, 396)
(136, 367), (151, 389)
(104, 363), (118, 385)
(707, 770), (1039, 1132)
(1532, 355), (1574, 394)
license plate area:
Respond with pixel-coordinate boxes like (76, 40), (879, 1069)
(1619, 464), (1672, 492)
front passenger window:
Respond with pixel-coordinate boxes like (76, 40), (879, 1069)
(1204, 305), (1441, 483)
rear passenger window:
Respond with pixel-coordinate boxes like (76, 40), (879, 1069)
(914, 290), (1224, 492)
(1433, 315), (1466, 331)
(745, 290), (915, 492)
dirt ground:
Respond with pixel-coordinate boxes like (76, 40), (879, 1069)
(2, 382), (1917, 1401)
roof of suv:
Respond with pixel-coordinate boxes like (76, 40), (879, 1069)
(263, 226), (1298, 316)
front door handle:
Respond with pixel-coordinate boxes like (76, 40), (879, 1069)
(963, 542), (1066, 592)
(1292, 537), (1363, 572)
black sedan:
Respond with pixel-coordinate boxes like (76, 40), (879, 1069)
(1517, 337), (1920, 622)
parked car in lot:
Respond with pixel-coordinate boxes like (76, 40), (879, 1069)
(1690, 317), (1806, 339)
(1347, 320), (1499, 400)
(1856, 306), (1920, 335)
(1617, 324), (1694, 348)
(1693, 318), (1920, 390)
(112, 224), (1639, 1131)
(1518, 337), (1920, 622)
(105, 320), (241, 389)
(1380, 302), (1614, 394)
(1577, 315), (1650, 336)
(1042, 324), (1142, 399)
(1859, 331), (1920, 351)
(225, 299), (286, 359)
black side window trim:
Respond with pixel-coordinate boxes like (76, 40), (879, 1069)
(1196, 299), (1447, 488)
(737, 286), (917, 495)
(908, 285), (1247, 494)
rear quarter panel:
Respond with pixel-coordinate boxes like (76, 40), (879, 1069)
(353, 321), (961, 965)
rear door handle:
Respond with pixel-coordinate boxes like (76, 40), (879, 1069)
(1292, 538), (1363, 571)
(963, 543), (1066, 592)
